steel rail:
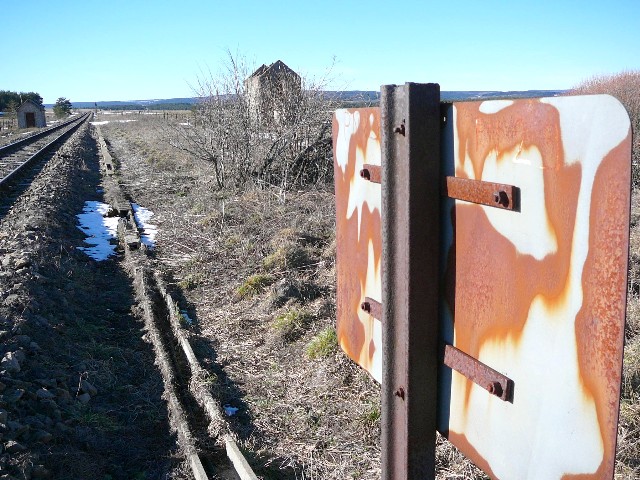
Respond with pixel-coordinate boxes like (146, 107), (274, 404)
(0, 113), (86, 155)
(93, 124), (258, 479)
(0, 113), (91, 188)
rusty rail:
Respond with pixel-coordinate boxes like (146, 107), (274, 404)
(0, 113), (91, 188)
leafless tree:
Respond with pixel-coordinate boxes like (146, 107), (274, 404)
(166, 51), (337, 190)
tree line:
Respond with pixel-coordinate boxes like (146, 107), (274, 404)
(0, 90), (43, 112)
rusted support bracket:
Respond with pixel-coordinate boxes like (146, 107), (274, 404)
(360, 164), (382, 184)
(361, 293), (514, 404)
(442, 344), (514, 402)
(444, 176), (520, 211)
(360, 297), (383, 320)
(381, 83), (441, 480)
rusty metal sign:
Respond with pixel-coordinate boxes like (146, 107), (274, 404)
(333, 92), (632, 479)
(439, 95), (631, 479)
(333, 108), (383, 382)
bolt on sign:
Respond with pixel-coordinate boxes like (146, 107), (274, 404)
(333, 88), (632, 479)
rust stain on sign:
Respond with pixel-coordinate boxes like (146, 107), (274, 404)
(333, 108), (382, 381)
(440, 95), (631, 479)
(333, 94), (631, 479)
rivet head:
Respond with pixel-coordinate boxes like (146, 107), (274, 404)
(394, 124), (405, 136)
(493, 191), (510, 208)
(487, 382), (503, 396)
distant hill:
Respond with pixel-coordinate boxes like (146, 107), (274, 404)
(49, 98), (199, 110)
(47, 90), (566, 110)
(440, 89), (566, 101)
(325, 89), (566, 102)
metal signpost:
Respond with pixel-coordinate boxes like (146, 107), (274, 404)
(381, 83), (442, 479)
(333, 84), (633, 479)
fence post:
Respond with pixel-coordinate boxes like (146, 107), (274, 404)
(381, 82), (441, 480)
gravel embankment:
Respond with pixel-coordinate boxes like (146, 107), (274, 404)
(0, 123), (187, 479)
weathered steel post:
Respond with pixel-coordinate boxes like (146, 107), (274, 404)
(381, 82), (441, 480)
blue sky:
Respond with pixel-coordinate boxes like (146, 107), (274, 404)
(2, 0), (639, 103)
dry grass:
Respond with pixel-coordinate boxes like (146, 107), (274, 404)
(98, 113), (379, 478)
(306, 327), (338, 359)
(435, 433), (488, 480)
(236, 273), (274, 299)
(97, 72), (640, 477)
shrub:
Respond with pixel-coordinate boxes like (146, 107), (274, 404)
(305, 327), (337, 359)
(272, 307), (312, 342)
(165, 51), (337, 190)
(235, 273), (274, 299)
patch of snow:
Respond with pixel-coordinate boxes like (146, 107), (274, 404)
(181, 310), (194, 326)
(76, 201), (119, 261)
(90, 121), (110, 126)
(178, 122), (190, 126)
(132, 203), (157, 249)
(223, 405), (238, 416)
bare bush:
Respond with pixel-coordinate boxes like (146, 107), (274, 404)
(570, 71), (640, 188)
(166, 52), (336, 190)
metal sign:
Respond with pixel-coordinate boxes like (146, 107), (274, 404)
(440, 94), (631, 479)
(333, 108), (383, 382)
(333, 91), (632, 479)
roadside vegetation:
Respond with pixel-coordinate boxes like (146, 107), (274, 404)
(98, 103), (380, 477)
(92, 67), (640, 478)
(165, 51), (336, 191)
(0, 90), (43, 111)
(53, 97), (73, 118)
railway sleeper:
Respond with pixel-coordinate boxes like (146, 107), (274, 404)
(95, 124), (257, 479)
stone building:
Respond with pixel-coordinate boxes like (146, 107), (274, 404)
(17, 99), (46, 128)
(244, 60), (301, 125)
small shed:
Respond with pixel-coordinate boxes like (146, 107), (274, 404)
(245, 60), (301, 125)
(17, 99), (46, 128)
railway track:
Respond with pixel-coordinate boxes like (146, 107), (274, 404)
(0, 117), (259, 478)
(0, 113), (91, 190)
(96, 127), (258, 480)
